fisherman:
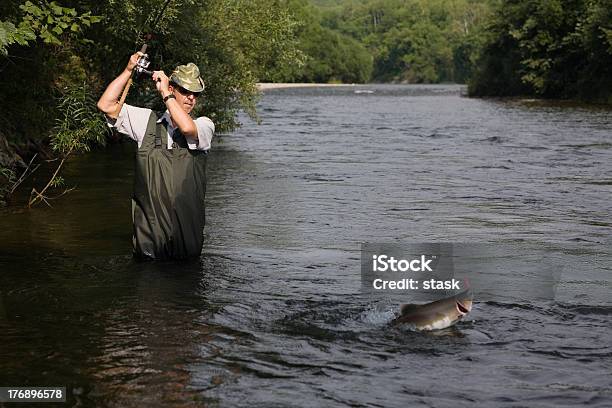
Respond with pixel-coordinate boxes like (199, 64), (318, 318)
(97, 52), (214, 260)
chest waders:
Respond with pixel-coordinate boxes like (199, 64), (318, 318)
(132, 113), (207, 260)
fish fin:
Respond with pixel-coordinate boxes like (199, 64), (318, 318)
(455, 287), (473, 300)
(399, 303), (419, 315)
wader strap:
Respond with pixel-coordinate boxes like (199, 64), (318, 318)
(155, 120), (162, 148)
(172, 130), (188, 148)
(141, 112), (160, 151)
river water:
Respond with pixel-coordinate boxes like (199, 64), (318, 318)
(1, 85), (611, 407)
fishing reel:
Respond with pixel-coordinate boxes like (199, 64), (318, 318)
(134, 44), (153, 79)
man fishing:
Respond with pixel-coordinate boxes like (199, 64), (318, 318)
(97, 52), (214, 260)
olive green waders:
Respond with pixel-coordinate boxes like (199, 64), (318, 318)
(132, 113), (207, 260)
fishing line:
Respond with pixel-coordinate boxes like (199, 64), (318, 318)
(133, 0), (175, 50)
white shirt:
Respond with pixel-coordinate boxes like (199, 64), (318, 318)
(108, 104), (214, 151)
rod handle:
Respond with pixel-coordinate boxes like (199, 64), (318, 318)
(111, 77), (133, 118)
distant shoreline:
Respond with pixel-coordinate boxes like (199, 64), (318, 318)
(255, 83), (468, 91)
(256, 83), (356, 90)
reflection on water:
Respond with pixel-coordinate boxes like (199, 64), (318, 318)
(1, 85), (611, 407)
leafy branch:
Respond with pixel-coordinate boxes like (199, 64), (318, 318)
(29, 83), (107, 207)
(1, 1), (101, 56)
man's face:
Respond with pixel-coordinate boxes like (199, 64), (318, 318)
(169, 84), (200, 114)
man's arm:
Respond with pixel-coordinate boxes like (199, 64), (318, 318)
(164, 96), (198, 141)
(152, 71), (198, 141)
(97, 52), (142, 118)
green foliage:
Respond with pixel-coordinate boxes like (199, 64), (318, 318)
(19, 0), (101, 45)
(282, 0), (372, 83)
(0, 20), (36, 55)
(51, 82), (107, 155)
(469, 0), (612, 102)
(314, 0), (493, 83)
(0, 1), (99, 55)
(49, 175), (64, 188)
(0, 0), (105, 143)
(0, 167), (17, 206)
(295, 24), (373, 83)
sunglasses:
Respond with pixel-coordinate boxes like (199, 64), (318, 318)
(174, 86), (201, 98)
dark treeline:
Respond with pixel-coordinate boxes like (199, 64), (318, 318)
(301, 0), (492, 84)
(281, 0), (373, 83)
(291, 0), (612, 104)
(469, 0), (612, 102)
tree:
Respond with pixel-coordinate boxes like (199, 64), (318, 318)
(469, 0), (612, 102)
(318, 0), (493, 83)
(282, 0), (372, 83)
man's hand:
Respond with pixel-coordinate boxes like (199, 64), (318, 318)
(126, 52), (144, 72)
(152, 70), (171, 97)
(97, 52), (144, 116)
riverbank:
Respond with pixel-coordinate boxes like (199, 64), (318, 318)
(257, 83), (356, 91)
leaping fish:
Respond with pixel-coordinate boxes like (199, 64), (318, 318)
(391, 289), (473, 331)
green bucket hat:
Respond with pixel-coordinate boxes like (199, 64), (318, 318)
(169, 62), (205, 93)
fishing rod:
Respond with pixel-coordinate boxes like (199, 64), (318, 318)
(113, 0), (174, 117)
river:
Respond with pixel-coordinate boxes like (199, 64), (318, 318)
(1, 84), (611, 407)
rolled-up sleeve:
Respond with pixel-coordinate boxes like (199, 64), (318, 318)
(195, 116), (215, 151)
(105, 104), (152, 147)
